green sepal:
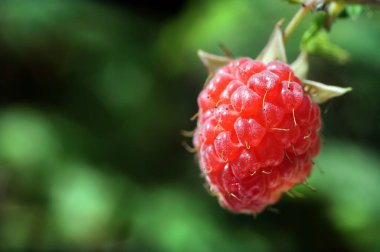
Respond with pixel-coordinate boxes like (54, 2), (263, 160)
(291, 50), (309, 79)
(257, 20), (287, 64)
(303, 79), (352, 103)
(197, 50), (231, 74)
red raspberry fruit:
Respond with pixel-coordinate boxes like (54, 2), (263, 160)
(193, 58), (321, 214)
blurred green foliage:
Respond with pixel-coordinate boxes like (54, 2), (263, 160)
(0, 0), (379, 251)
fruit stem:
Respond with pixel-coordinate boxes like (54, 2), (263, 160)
(283, 0), (318, 43)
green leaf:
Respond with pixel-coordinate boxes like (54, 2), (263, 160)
(301, 11), (349, 63)
(301, 12), (327, 47)
(302, 29), (350, 63)
(345, 5), (365, 19)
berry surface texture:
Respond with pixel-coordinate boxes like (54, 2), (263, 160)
(193, 58), (322, 214)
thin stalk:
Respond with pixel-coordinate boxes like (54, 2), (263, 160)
(283, 0), (318, 43)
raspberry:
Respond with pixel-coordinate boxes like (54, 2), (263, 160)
(193, 59), (322, 214)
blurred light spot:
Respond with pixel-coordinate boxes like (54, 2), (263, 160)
(49, 161), (118, 246)
(0, 108), (61, 169)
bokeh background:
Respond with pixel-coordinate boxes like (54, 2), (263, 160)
(0, 0), (379, 251)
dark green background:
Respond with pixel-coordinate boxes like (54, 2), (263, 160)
(0, 0), (379, 251)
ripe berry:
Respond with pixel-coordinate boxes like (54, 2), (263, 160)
(193, 58), (322, 214)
